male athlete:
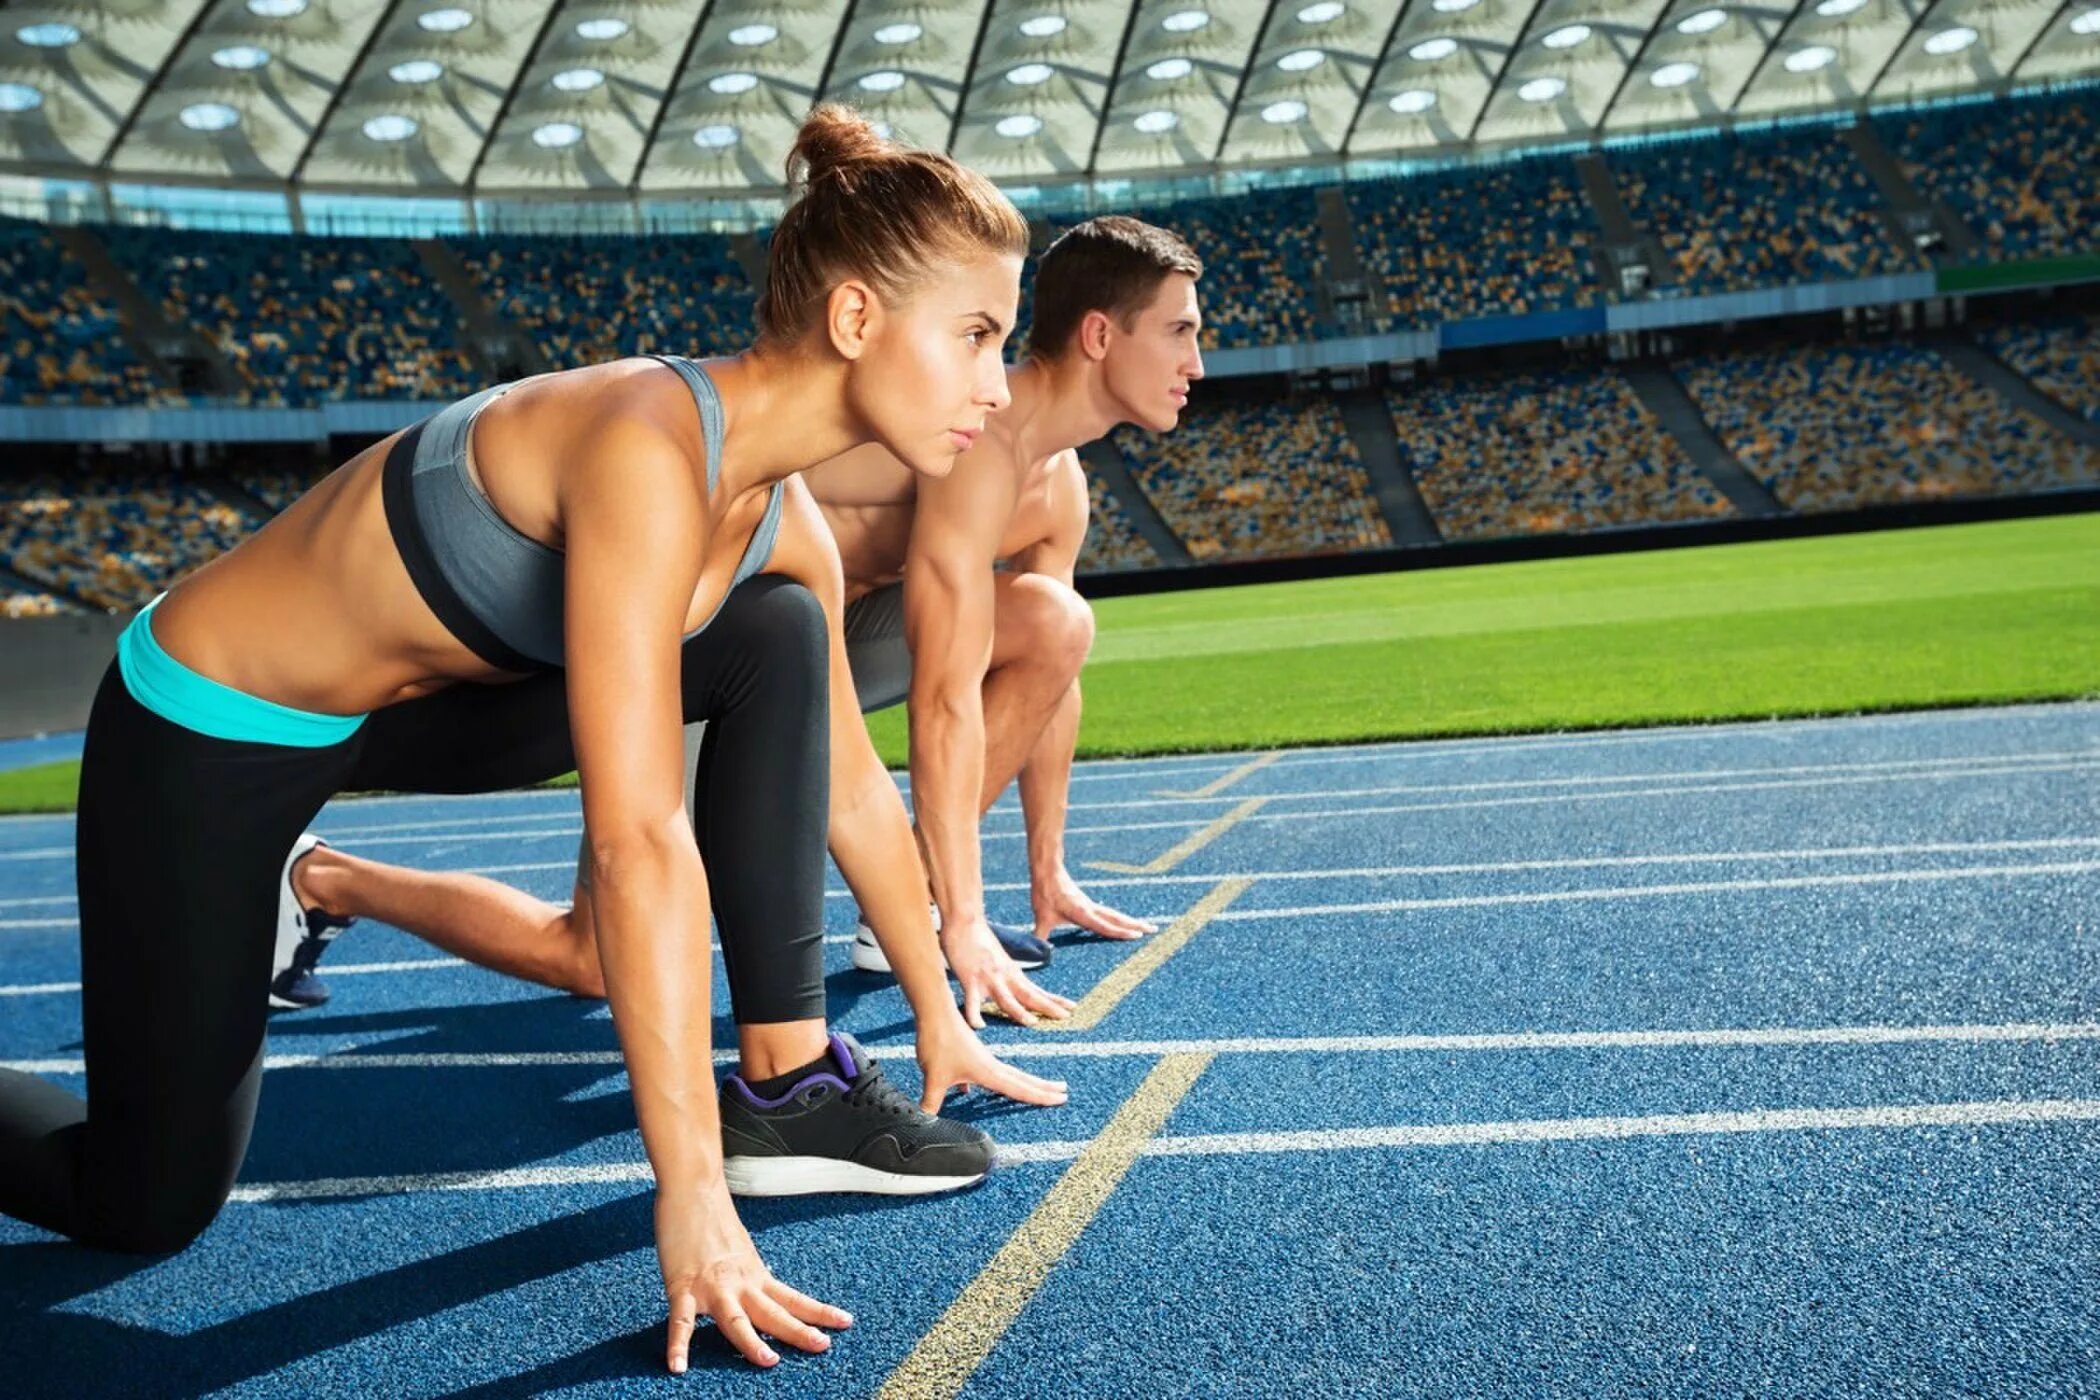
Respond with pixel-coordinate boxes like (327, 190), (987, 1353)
(273, 217), (1207, 1035)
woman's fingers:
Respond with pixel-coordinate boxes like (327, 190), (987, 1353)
(716, 1310), (779, 1368)
(980, 1057), (1068, 1106)
(666, 1292), (701, 1375)
(766, 1278), (854, 1332)
(749, 1292), (832, 1355)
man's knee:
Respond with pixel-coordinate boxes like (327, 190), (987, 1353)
(1004, 574), (1094, 677)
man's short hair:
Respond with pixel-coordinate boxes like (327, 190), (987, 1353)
(1028, 216), (1203, 361)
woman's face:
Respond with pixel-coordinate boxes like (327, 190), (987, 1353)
(844, 249), (1022, 477)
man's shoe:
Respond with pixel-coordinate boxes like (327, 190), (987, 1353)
(271, 833), (355, 1010)
(720, 1032), (994, 1196)
(849, 904), (1051, 975)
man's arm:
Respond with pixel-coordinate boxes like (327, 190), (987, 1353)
(905, 443), (1075, 1026)
(767, 478), (1068, 1100)
(1009, 453), (1157, 943)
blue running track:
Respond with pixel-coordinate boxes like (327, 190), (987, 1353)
(1, 703), (2096, 1397)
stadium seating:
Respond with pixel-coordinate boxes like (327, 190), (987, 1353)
(1347, 156), (1599, 328)
(101, 227), (472, 407)
(1077, 475), (1161, 574)
(1115, 398), (1390, 561)
(1609, 125), (1916, 295)
(1980, 313), (2100, 423)
(1882, 89), (2098, 262)
(0, 472), (262, 611)
(0, 218), (160, 406)
(456, 233), (756, 369)
(1677, 341), (2100, 511)
(1388, 370), (1731, 540)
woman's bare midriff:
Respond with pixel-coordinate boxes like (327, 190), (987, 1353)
(147, 362), (774, 718)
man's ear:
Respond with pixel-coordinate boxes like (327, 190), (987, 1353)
(825, 279), (879, 361)
(1077, 307), (1115, 363)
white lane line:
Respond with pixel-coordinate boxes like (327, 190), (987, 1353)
(942, 836), (2100, 896)
(1132, 1098), (2100, 1161)
(1038, 749), (2100, 814)
(1249, 758), (2100, 826)
(9, 835), (2097, 922)
(0, 932), (867, 988)
(11, 1018), (2098, 1074)
(219, 1096), (2100, 1201)
(1219, 860), (2100, 920)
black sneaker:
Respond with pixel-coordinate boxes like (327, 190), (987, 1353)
(271, 833), (355, 1011)
(719, 1032), (994, 1197)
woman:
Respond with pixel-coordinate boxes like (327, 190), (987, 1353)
(0, 106), (1061, 1374)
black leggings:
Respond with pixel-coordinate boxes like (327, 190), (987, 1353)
(0, 574), (829, 1253)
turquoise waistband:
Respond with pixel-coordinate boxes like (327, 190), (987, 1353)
(117, 595), (368, 748)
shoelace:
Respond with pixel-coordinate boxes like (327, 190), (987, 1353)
(843, 1063), (917, 1120)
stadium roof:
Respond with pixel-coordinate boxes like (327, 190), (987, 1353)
(0, 0), (2093, 199)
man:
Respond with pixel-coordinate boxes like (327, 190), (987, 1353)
(274, 217), (1207, 1035)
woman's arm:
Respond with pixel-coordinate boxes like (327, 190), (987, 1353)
(560, 413), (845, 1372)
(767, 477), (1067, 1109)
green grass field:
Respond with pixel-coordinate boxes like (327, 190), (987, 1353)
(4, 513), (2096, 815)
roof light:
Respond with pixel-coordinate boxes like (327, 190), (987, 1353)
(0, 82), (44, 113)
(212, 45), (273, 70)
(1923, 25), (1977, 54)
(1134, 109), (1179, 133)
(1518, 76), (1567, 101)
(390, 59), (444, 83)
(417, 8), (473, 33)
(1277, 48), (1325, 72)
(874, 21), (922, 43)
(576, 18), (629, 41)
(363, 114), (419, 141)
(532, 120), (583, 148)
(180, 102), (241, 131)
(1007, 62), (1054, 84)
(2072, 8), (2100, 34)
(693, 123), (739, 148)
(1161, 10), (1210, 33)
(1677, 9), (1728, 35)
(1651, 61), (1701, 87)
(1410, 37), (1458, 61)
(1261, 98), (1309, 122)
(995, 113), (1043, 137)
(1543, 23), (1591, 48)
(1815, 0), (1867, 15)
(1298, 2), (1346, 21)
(858, 69), (907, 92)
(1019, 16), (1067, 38)
(728, 23), (778, 46)
(1785, 44), (1837, 71)
(1432, 0), (1479, 9)
(551, 67), (604, 92)
(248, 0), (307, 16)
(1149, 57), (1193, 79)
(709, 71), (758, 94)
(15, 22), (82, 47)
(1388, 88), (1437, 114)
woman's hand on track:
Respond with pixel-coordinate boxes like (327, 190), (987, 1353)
(916, 1014), (1069, 1112)
(941, 914), (1076, 1029)
(658, 1188), (853, 1372)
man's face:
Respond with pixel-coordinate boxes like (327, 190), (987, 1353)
(1099, 273), (1205, 433)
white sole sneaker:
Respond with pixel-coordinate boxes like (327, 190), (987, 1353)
(723, 1154), (988, 1197)
(271, 834), (326, 1009)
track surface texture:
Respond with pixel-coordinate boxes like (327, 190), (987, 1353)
(2, 703), (2096, 1397)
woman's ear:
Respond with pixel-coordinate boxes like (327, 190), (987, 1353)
(825, 280), (878, 361)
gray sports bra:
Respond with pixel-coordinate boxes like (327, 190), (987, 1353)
(398, 354), (786, 670)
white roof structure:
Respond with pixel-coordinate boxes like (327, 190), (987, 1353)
(0, 0), (2093, 199)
